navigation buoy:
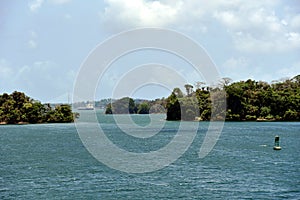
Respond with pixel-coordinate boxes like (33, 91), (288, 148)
(273, 135), (281, 150)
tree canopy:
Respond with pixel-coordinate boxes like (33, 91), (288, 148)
(166, 76), (300, 121)
(105, 97), (165, 115)
(104, 75), (300, 122)
(0, 91), (75, 124)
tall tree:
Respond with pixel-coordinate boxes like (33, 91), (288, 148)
(184, 84), (193, 96)
(137, 102), (150, 114)
(166, 92), (181, 120)
(173, 87), (184, 98)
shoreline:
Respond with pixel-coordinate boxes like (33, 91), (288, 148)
(0, 121), (74, 125)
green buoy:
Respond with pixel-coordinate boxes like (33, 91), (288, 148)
(273, 135), (281, 150)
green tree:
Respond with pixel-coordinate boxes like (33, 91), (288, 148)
(105, 103), (113, 114)
(166, 92), (181, 120)
(106, 97), (136, 114)
(46, 104), (73, 123)
(137, 102), (150, 114)
(260, 106), (271, 118)
(180, 96), (199, 121)
(283, 109), (298, 121)
(173, 88), (184, 98)
(0, 91), (74, 124)
(25, 101), (45, 123)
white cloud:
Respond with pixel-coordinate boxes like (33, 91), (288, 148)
(101, 0), (278, 31)
(233, 31), (300, 53)
(29, 0), (44, 12)
(101, 0), (300, 53)
(290, 14), (300, 29)
(213, 4), (300, 53)
(227, 3), (300, 52)
(214, 11), (241, 29)
(101, 0), (182, 31)
(286, 32), (300, 46)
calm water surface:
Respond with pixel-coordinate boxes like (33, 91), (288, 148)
(1, 111), (299, 199)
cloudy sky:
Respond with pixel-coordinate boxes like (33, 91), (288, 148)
(1, 0), (299, 102)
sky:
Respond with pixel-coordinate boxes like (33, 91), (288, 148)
(0, 0), (300, 102)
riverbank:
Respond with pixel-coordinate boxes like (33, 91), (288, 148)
(0, 91), (75, 124)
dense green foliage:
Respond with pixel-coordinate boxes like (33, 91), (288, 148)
(166, 92), (181, 120)
(104, 75), (299, 121)
(166, 88), (211, 121)
(0, 91), (74, 124)
(137, 102), (150, 114)
(105, 97), (136, 114)
(166, 75), (300, 121)
(105, 97), (166, 114)
(225, 77), (300, 121)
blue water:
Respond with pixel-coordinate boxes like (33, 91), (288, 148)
(1, 111), (299, 199)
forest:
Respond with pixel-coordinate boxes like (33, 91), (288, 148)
(0, 91), (75, 124)
(105, 75), (300, 121)
(105, 97), (166, 114)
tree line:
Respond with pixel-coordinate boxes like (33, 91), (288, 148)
(166, 75), (300, 121)
(105, 75), (300, 121)
(105, 97), (166, 114)
(0, 91), (75, 124)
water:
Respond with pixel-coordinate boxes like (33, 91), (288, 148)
(1, 111), (300, 199)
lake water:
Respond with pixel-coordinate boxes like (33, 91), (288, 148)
(1, 111), (299, 199)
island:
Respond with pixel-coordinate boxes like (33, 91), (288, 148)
(105, 97), (165, 115)
(0, 91), (75, 124)
(105, 75), (300, 121)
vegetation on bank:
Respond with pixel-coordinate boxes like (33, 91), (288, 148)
(105, 97), (166, 114)
(166, 75), (300, 121)
(105, 75), (300, 121)
(0, 91), (75, 124)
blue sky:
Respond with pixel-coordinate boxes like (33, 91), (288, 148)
(0, 0), (299, 102)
